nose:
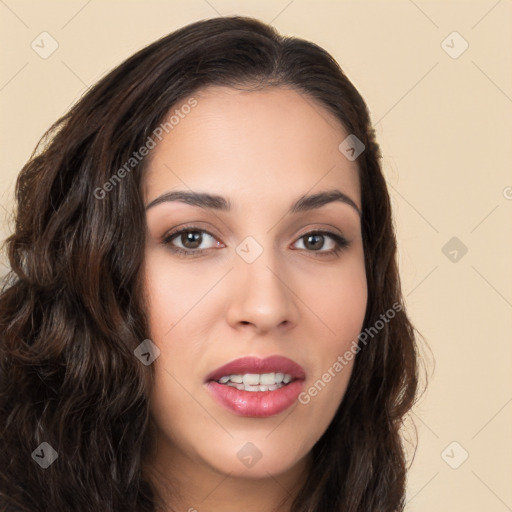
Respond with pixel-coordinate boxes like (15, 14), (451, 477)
(225, 249), (299, 334)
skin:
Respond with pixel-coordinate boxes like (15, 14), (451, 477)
(141, 85), (368, 512)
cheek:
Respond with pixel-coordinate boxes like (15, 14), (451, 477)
(143, 254), (221, 427)
(143, 250), (216, 340)
(295, 257), (367, 423)
(302, 252), (367, 345)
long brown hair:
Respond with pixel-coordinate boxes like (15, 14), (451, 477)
(0, 16), (423, 512)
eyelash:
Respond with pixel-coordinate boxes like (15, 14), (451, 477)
(161, 225), (349, 259)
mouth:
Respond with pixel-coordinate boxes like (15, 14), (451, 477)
(204, 355), (306, 418)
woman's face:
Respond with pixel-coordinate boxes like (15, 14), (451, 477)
(142, 85), (367, 482)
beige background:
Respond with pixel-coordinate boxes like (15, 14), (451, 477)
(1, 1), (511, 510)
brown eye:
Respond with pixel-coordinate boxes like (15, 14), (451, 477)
(303, 233), (326, 251)
(178, 230), (202, 249)
(293, 231), (349, 256)
(162, 227), (223, 257)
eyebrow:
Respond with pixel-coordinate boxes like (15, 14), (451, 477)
(145, 189), (361, 217)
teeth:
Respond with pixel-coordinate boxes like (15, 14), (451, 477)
(259, 372), (275, 385)
(225, 382), (286, 392)
(243, 374), (260, 386)
(216, 372), (294, 389)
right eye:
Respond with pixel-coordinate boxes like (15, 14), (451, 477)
(162, 227), (224, 257)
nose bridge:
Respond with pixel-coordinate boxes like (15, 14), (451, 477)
(226, 235), (297, 331)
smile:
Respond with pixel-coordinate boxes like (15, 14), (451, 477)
(205, 356), (306, 417)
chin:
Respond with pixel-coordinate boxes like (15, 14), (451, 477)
(198, 438), (309, 480)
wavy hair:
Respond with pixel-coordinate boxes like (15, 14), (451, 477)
(0, 15), (423, 512)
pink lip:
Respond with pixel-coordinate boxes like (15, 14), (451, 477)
(204, 355), (306, 418)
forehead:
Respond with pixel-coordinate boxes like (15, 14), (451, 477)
(143, 85), (360, 205)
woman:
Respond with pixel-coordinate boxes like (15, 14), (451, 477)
(0, 15), (422, 512)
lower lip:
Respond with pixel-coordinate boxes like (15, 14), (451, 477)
(206, 380), (304, 418)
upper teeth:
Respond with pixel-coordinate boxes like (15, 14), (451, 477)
(218, 373), (292, 385)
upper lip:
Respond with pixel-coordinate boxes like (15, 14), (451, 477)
(205, 355), (306, 383)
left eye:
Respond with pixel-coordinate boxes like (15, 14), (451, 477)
(293, 232), (340, 252)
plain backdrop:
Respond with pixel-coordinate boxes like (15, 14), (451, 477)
(1, 1), (511, 511)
